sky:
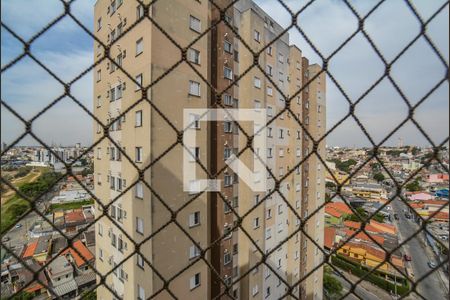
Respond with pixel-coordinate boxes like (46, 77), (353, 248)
(1, 0), (448, 148)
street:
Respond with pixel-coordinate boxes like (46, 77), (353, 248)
(332, 270), (387, 300)
(390, 195), (448, 300)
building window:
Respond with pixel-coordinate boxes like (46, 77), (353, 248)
(267, 86), (273, 96)
(266, 65), (273, 76)
(189, 211), (200, 227)
(136, 217), (144, 234)
(189, 16), (201, 33)
(254, 77), (261, 88)
(266, 286), (271, 298)
(224, 200), (231, 213)
(224, 40), (233, 53)
(267, 46), (272, 55)
(135, 147), (143, 162)
(97, 17), (102, 31)
(190, 273), (201, 290)
(189, 113), (200, 129)
(223, 94), (233, 106)
(224, 174), (233, 186)
(96, 69), (101, 82)
(278, 204), (283, 214)
(254, 30), (260, 42)
(266, 208), (272, 219)
(138, 285), (145, 300)
(135, 182), (144, 199)
(253, 217), (260, 229)
(136, 4), (144, 19)
(188, 147), (200, 162)
(279, 129), (284, 139)
(252, 285), (259, 296)
(136, 38), (144, 56)
(189, 80), (201, 96)
(135, 74), (143, 91)
(224, 121), (233, 133)
(137, 254), (145, 269)
(135, 110), (143, 127)
(224, 251), (231, 265)
(224, 148), (232, 160)
(265, 228), (272, 240)
(189, 245), (201, 259)
(188, 48), (201, 64)
(224, 67), (233, 80)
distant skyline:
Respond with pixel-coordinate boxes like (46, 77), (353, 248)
(1, 0), (448, 148)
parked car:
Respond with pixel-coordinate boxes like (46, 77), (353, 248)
(404, 254), (412, 261)
(14, 223), (22, 229)
(428, 261), (437, 268)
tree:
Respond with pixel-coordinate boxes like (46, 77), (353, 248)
(405, 180), (421, 192)
(324, 271), (343, 298)
(326, 181), (337, 189)
(373, 172), (385, 182)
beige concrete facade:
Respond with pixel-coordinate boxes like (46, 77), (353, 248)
(93, 1), (325, 299)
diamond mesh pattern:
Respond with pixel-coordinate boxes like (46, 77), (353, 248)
(1, 0), (449, 299)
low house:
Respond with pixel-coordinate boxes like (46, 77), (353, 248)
(46, 256), (77, 299)
(33, 236), (52, 264)
(337, 242), (403, 274)
(324, 227), (337, 252)
(62, 240), (94, 274)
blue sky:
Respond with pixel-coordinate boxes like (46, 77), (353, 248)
(1, 0), (448, 148)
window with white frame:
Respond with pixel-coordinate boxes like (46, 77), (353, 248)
(254, 77), (261, 88)
(267, 86), (273, 96)
(136, 217), (144, 234)
(224, 67), (233, 79)
(135, 110), (143, 127)
(138, 285), (145, 300)
(189, 80), (201, 96)
(252, 285), (259, 296)
(96, 69), (101, 82)
(189, 16), (201, 32)
(137, 253), (145, 268)
(223, 121), (233, 133)
(190, 273), (201, 290)
(265, 228), (272, 239)
(254, 30), (260, 42)
(136, 4), (144, 19)
(136, 38), (144, 56)
(189, 211), (200, 227)
(189, 245), (201, 259)
(135, 74), (143, 91)
(223, 94), (233, 106)
(135, 182), (144, 198)
(253, 217), (260, 229)
(224, 147), (232, 160)
(135, 147), (143, 162)
(188, 48), (200, 64)
(224, 40), (233, 53)
(266, 65), (273, 76)
(267, 106), (273, 116)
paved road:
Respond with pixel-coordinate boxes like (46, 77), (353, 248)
(390, 195), (448, 300)
(2, 187), (58, 251)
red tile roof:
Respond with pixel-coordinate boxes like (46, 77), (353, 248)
(61, 240), (94, 268)
(326, 202), (353, 215)
(325, 207), (343, 218)
(64, 210), (85, 224)
(324, 227), (336, 249)
(22, 241), (38, 259)
(344, 229), (385, 245)
(430, 212), (449, 221)
(369, 220), (397, 234)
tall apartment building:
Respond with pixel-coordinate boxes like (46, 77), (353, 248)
(93, 1), (325, 299)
